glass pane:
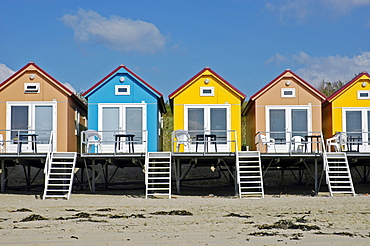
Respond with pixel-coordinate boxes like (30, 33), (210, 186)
(188, 108), (204, 139)
(210, 108), (226, 143)
(35, 106), (53, 144)
(11, 106), (28, 141)
(346, 111), (362, 139)
(269, 109), (285, 142)
(102, 107), (119, 143)
(126, 107), (142, 144)
(292, 109), (308, 137)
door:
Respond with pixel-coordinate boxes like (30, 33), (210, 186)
(343, 108), (370, 152)
(267, 106), (310, 152)
(99, 104), (146, 153)
(185, 105), (229, 152)
(7, 103), (55, 153)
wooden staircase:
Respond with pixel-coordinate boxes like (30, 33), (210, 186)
(145, 152), (171, 199)
(236, 151), (264, 198)
(43, 152), (77, 199)
(324, 152), (355, 196)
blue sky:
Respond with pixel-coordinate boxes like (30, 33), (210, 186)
(1, 0), (370, 99)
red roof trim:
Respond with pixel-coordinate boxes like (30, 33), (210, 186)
(249, 69), (326, 101)
(326, 72), (370, 102)
(168, 67), (246, 99)
(83, 65), (163, 97)
(0, 62), (74, 96)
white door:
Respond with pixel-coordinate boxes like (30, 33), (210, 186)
(185, 105), (229, 152)
(99, 104), (146, 153)
(7, 102), (56, 153)
(343, 108), (370, 152)
(266, 106), (310, 152)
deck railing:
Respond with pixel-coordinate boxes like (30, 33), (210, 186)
(80, 130), (148, 154)
(171, 130), (238, 153)
(255, 131), (325, 154)
(326, 131), (370, 153)
(0, 129), (53, 155)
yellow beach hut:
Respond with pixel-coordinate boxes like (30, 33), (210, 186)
(168, 67), (246, 152)
(323, 72), (370, 152)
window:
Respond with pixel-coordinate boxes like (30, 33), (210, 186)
(357, 90), (370, 99)
(7, 102), (56, 152)
(200, 87), (214, 96)
(281, 88), (295, 98)
(24, 83), (40, 93)
(115, 85), (130, 95)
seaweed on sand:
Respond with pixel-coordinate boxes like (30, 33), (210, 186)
(257, 219), (320, 231)
(20, 214), (47, 222)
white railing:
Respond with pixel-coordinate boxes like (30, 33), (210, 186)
(43, 132), (54, 178)
(80, 130), (148, 154)
(0, 129), (53, 155)
(171, 130), (238, 153)
(255, 131), (325, 154)
(326, 131), (370, 153)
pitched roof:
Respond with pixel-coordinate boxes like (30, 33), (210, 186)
(326, 72), (370, 103)
(168, 67), (246, 100)
(83, 65), (163, 98)
(0, 62), (86, 107)
(0, 62), (74, 95)
(83, 65), (166, 113)
(242, 69), (326, 115)
(249, 69), (326, 101)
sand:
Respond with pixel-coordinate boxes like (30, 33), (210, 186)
(0, 193), (369, 245)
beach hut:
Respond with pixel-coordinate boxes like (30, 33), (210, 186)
(0, 62), (87, 153)
(323, 72), (370, 152)
(82, 65), (166, 153)
(243, 69), (326, 153)
(169, 67), (246, 152)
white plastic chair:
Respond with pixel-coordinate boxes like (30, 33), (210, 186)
(175, 130), (191, 152)
(259, 134), (276, 153)
(291, 136), (305, 153)
(0, 134), (4, 153)
(85, 130), (102, 153)
(326, 132), (347, 152)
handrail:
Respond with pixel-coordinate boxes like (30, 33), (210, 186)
(44, 131), (54, 176)
(171, 129), (237, 153)
(255, 131), (325, 154)
(80, 130), (148, 154)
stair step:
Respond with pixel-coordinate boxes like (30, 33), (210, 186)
(240, 181), (262, 184)
(148, 166), (170, 169)
(147, 187), (171, 190)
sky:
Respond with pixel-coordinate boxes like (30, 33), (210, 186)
(1, 0), (370, 99)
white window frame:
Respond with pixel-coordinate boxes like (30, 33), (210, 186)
(342, 107), (370, 132)
(357, 90), (370, 99)
(200, 87), (214, 96)
(98, 103), (147, 134)
(6, 101), (57, 152)
(184, 104), (230, 151)
(281, 88), (295, 98)
(24, 83), (40, 93)
(265, 105), (312, 136)
(115, 85), (130, 95)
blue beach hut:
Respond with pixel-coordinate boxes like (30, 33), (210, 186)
(82, 65), (165, 153)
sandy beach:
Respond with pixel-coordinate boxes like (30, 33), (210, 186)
(0, 193), (369, 245)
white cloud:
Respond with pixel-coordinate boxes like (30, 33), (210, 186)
(264, 0), (313, 22)
(63, 83), (76, 94)
(0, 63), (15, 82)
(266, 51), (370, 87)
(61, 9), (167, 54)
(322, 0), (370, 14)
(265, 0), (370, 21)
